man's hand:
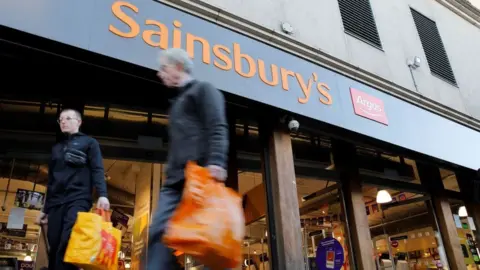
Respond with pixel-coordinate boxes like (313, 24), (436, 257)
(35, 212), (48, 225)
(189, 165), (226, 203)
(208, 165), (227, 182)
(189, 179), (206, 203)
(96, 196), (110, 210)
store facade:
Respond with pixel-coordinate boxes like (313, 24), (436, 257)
(1, 0), (480, 269)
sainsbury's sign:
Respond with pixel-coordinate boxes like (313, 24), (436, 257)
(350, 87), (388, 125)
(108, 1), (333, 107)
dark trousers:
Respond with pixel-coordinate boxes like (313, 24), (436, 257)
(47, 199), (91, 270)
(147, 179), (230, 270)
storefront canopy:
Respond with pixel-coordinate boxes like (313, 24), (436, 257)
(1, 0), (479, 170)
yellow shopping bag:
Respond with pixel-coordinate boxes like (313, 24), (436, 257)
(64, 209), (122, 270)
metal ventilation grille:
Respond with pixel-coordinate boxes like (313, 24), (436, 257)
(411, 9), (457, 85)
(338, 0), (382, 48)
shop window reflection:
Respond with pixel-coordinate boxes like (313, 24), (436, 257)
(0, 100), (41, 113)
(108, 106), (148, 122)
(240, 169), (270, 270)
(0, 157), (49, 264)
(292, 135), (351, 270)
(235, 119), (260, 139)
(449, 199), (480, 269)
(356, 146), (421, 185)
(44, 102), (59, 115)
(364, 185), (449, 269)
(83, 105), (105, 119)
(0, 99), (50, 133)
(441, 169), (460, 192)
(152, 113), (169, 126)
(244, 219), (269, 270)
(298, 178), (351, 270)
(82, 105), (106, 136)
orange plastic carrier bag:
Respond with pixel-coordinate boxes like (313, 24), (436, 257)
(64, 209), (121, 270)
(163, 161), (245, 270)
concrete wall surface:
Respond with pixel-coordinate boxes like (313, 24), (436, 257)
(199, 0), (480, 120)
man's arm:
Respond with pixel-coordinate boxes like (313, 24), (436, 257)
(196, 82), (229, 169)
(42, 156), (55, 214)
(88, 139), (108, 198)
(36, 148), (55, 224)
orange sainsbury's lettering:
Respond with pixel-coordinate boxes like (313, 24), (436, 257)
(109, 1), (333, 106)
(213, 45), (232, 70)
(186, 33), (211, 64)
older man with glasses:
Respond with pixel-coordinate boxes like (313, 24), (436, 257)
(36, 108), (110, 270)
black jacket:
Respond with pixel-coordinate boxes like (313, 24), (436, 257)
(43, 132), (107, 213)
(166, 79), (229, 182)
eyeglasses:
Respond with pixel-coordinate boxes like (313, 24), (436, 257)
(57, 117), (79, 124)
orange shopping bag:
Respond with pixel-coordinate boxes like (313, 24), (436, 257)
(64, 209), (121, 270)
(163, 161), (245, 270)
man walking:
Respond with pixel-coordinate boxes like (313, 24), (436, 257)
(36, 108), (110, 270)
(148, 48), (229, 269)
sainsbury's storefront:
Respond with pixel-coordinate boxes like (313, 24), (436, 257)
(1, 0), (480, 269)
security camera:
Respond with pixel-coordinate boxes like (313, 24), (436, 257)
(288, 118), (300, 132)
(407, 56), (421, 69)
(280, 115), (300, 132)
(414, 56), (421, 67)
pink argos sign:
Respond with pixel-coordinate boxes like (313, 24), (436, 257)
(350, 88), (388, 125)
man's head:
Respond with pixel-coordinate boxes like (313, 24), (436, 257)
(157, 48), (193, 88)
(58, 109), (82, 134)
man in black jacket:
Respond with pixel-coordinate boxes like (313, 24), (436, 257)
(35, 108), (110, 270)
(147, 48), (229, 269)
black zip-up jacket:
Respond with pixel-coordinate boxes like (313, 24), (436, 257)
(166, 79), (229, 182)
(43, 132), (107, 214)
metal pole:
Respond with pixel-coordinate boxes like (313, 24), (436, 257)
(304, 225), (310, 270)
(247, 242), (251, 270)
(381, 210), (396, 270)
(408, 66), (419, 93)
(262, 227), (266, 270)
(2, 158), (15, 210)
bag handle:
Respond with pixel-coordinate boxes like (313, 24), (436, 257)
(96, 208), (111, 222)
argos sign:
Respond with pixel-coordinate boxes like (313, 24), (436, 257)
(350, 88), (388, 125)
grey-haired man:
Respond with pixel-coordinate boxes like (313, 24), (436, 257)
(147, 48), (230, 269)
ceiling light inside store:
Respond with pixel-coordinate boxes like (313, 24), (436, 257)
(376, 190), (392, 204)
(458, 206), (468, 217)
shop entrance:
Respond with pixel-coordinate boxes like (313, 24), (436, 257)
(365, 186), (449, 269)
(0, 153), (166, 269)
(296, 178), (352, 270)
(0, 24), (173, 269)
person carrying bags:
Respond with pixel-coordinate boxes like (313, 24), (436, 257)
(35, 108), (110, 270)
(148, 48), (244, 270)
